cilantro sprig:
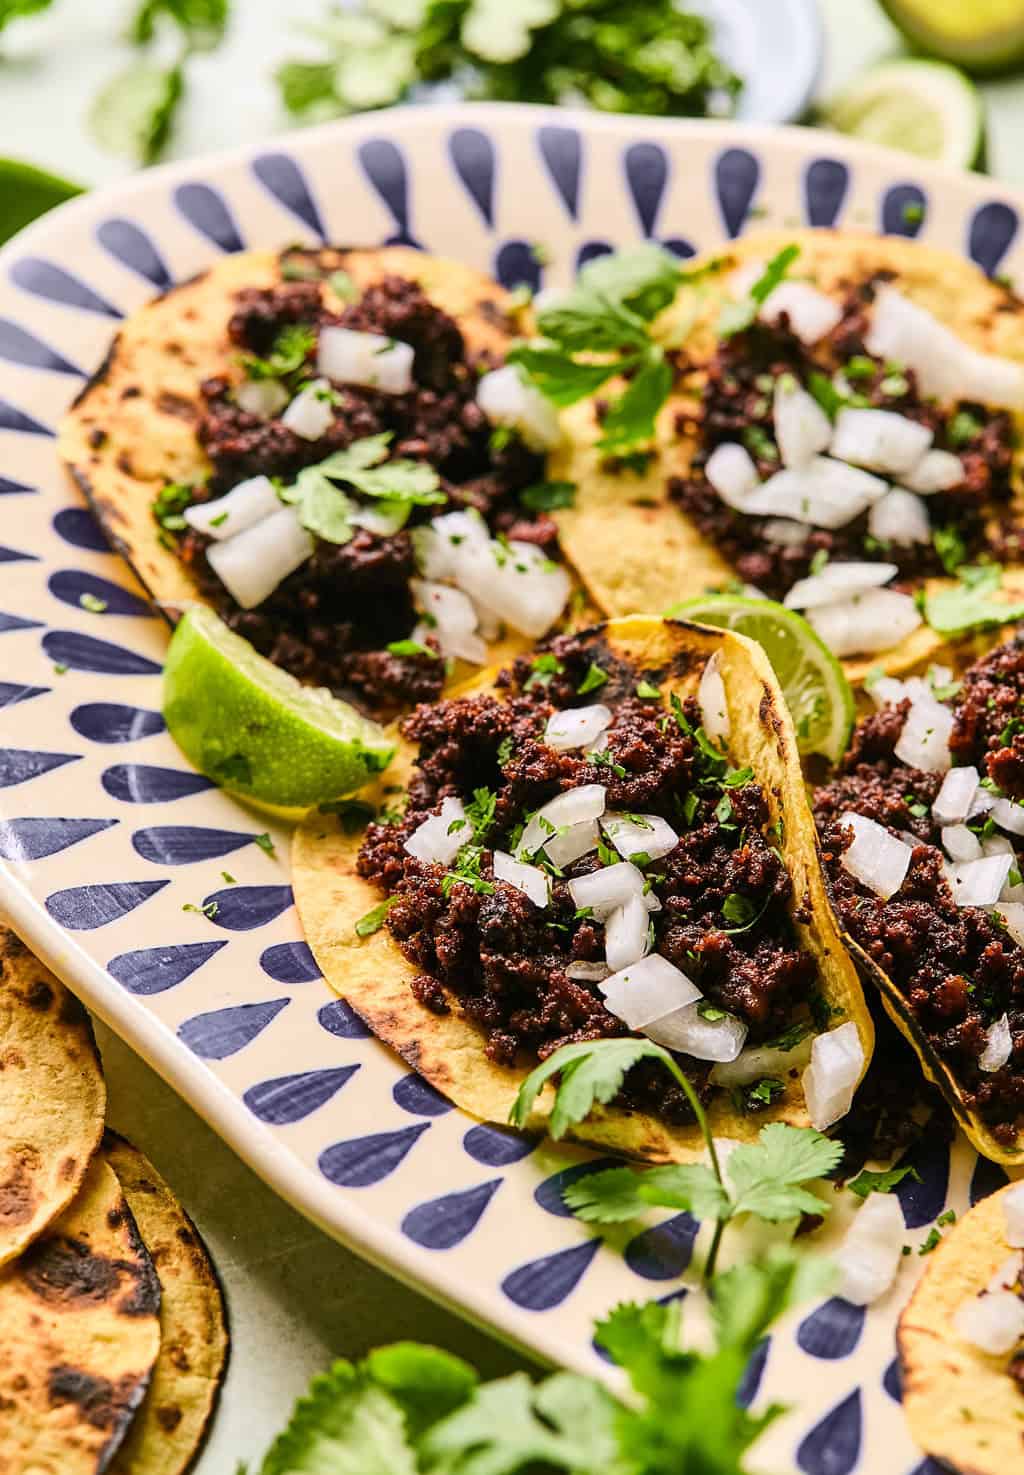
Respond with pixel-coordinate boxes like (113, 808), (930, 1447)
(717, 244), (800, 338)
(924, 563), (1024, 636)
(281, 433), (445, 545)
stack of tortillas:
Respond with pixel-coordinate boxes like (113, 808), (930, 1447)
(0, 924), (229, 1473)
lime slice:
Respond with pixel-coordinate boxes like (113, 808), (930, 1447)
(162, 607), (395, 812)
(879, 0), (1024, 76)
(667, 594), (855, 765)
(823, 59), (986, 170)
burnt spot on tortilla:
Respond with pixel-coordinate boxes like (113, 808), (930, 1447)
(116, 451), (135, 476)
(88, 427), (108, 449)
(156, 390), (197, 421)
(59, 1155), (78, 1183)
(0, 1156), (39, 1228)
(21, 1237), (124, 1305)
(121, 385), (142, 399)
(24, 978), (54, 1012)
(168, 1343), (192, 1373)
(156, 1402), (184, 1433)
(48, 1364), (121, 1429)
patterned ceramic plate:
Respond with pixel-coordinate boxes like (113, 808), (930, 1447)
(0, 104), (1020, 1474)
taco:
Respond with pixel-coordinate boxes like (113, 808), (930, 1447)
(549, 229), (1024, 682)
(813, 635), (1024, 1163)
(59, 244), (575, 720)
(293, 614), (873, 1160)
(899, 1179), (1024, 1474)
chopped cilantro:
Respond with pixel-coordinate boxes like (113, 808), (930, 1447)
(79, 592), (107, 613)
(577, 662), (609, 695)
(442, 845), (495, 898)
(901, 201), (924, 225)
(497, 735), (514, 766)
(221, 871), (236, 884)
(947, 409), (982, 447)
(525, 652), (564, 689)
(741, 425), (778, 462)
(520, 480), (576, 512)
(152, 480), (192, 532)
(329, 269), (358, 302)
(697, 1002), (727, 1022)
(844, 355), (877, 381)
(718, 244), (800, 338)
(355, 897), (396, 937)
(926, 563), (1024, 636)
(848, 1164), (920, 1198)
(932, 523), (967, 576)
(387, 639), (439, 659)
(636, 679), (661, 699)
(241, 322), (316, 382)
(747, 1077), (785, 1106)
(809, 548), (829, 577)
(937, 1208), (957, 1227)
(182, 899), (218, 919)
(918, 1227), (942, 1255)
(253, 832), (276, 856)
(465, 786), (498, 842)
(714, 793), (734, 827)
(807, 370), (845, 419)
(589, 749), (627, 778)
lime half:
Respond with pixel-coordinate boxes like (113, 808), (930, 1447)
(163, 607), (395, 812)
(667, 594), (855, 765)
(879, 0), (1024, 76)
(823, 59), (986, 170)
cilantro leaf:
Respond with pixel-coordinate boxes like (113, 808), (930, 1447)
(848, 1164), (921, 1198)
(566, 1162), (729, 1224)
(725, 1124), (842, 1221)
(355, 898), (396, 938)
(505, 344), (621, 407)
(536, 290), (650, 354)
(925, 563), (1024, 636)
(387, 639), (438, 659)
(258, 1359), (417, 1475)
(362, 1343), (477, 1442)
(510, 1037), (688, 1140)
(597, 350), (673, 453)
(0, 0), (52, 30)
(520, 480), (576, 512)
(311, 435), (445, 506)
(131, 0), (229, 49)
(285, 465), (355, 544)
(577, 661), (609, 695)
(709, 1250), (835, 1353)
(576, 243), (686, 322)
(242, 323), (316, 381)
(718, 244), (800, 338)
(89, 61), (184, 166)
(465, 786), (498, 842)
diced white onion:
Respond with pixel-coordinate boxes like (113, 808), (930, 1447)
(933, 766), (980, 825)
(565, 959), (612, 982)
(809, 589), (923, 658)
(281, 378), (336, 441)
(869, 675), (909, 708)
(183, 475), (281, 541)
(995, 902), (1024, 948)
(544, 819), (600, 870)
(646, 1002), (748, 1061)
(206, 505), (314, 610)
(830, 407), (933, 475)
(988, 1252), (1024, 1292)
(454, 537), (571, 639)
(710, 1030), (814, 1087)
(698, 650), (730, 742)
(980, 1012), (1014, 1072)
(599, 952), (702, 1030)
(894, 694), (955, 773)
(953, 1289), (1024, 1354)
(743, 457), (888, 529)
(948, 854), (1013, 907)
(774, 379), (833, 469)
(605, 893), (652, 972)
(840, 813), (914, 899)
(760, 282), (843, 345)
(476, 365), (560, 451)
(867, 286), (1024, 410)
(902, 449), (964, 494)
(970, 788), (996, 820)
(868, 488), (931, 546)
(545, 705), (612, 753)
(802, 1019), (865, 1131)
(493, 850), (549, 909)
(567, 859), (648, 920)
(235, 378), (289, 418)
(994, 797), (1024, 837)
(705, 442), (760, 508)
(412, 511), (490, 581)
(784, 561), (899, 610)
(601, 812), (678, 863)
(943, 825), (983, 863)
(403, 796), (467, 866)
(411, 578), (477, 634)
(318, 327), (415, 394)
(985, 835), (1015, 858)
(835, 1192), (906, 1306)
(520, 785), (607, 857)
(762, 518), (808, 546)
(1004, 1183), (1024, 1247)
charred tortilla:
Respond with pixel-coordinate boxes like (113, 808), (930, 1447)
(104, 1133), (229, 1475)
(0, 925), (106, 1266)
(0, 1154), (161, 1473)
(293, 614), (873, 1161)
(551, 229), (1024, 684)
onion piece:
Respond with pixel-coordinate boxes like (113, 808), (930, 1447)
(932, 766), (980, 825)
(206, 505), (314, 610)
(868, 675), (909, 709)
(969, 788), (996, 820)
(993, 797), (1024, 837)
(565, 960), (611, 982)
(183, 475), (281, 541)
(1004, 1182), (1024, 1247)
(953, 1289), (1024, 1354)
(868, 488), (931, 546)
(948, 854), (1013, 907)
(774, 378), (832, 469)
(809, 589), (922, 659)
(835, 1193), (906, 1306)
(988, 1253), (1023, 1292)
(830, 407), (933, 475)
(318, 327), (414, 394)
(453, 537), (571, 639)
(545, 705), (612, 753)
(646, 1002), (748, 1061)
(493, 850), (549, 909)
(476, 365), (560, 452)
(745, 457), (888, 529)
(995, 902), (1024, 948)
(520, 785), (607, 858)
(412, 510), (490, 580)
(705, 442), (760, 509)
(760, 282), (843, 345)
(979, 1012), (1013, 1072)
(839, 813), (914, 899)
(984, 835), (1015, 858)
(802, 1020), (865, 1130)
(281, 378), (336, 441)
(601, 812), (678, 863)
(943, 825), (983, 863)
(403, 796), (467, 866)
(710, 1030), (814, 1087)
(762, 518), (808, 546)
(894, 693), (955, 773)
(902, 448), (964, 494)
(698, 650), (730, 742)
(599, 952), (702, 1030)
(605, 894), (652, 972)
(867, 286), (1024, 409)
(784, 561), (898, 610)
(568, 859), (649, 920)
(410, 578), (478, 634)
(544, 819), (600, 870)
(235, 378), (289, 418)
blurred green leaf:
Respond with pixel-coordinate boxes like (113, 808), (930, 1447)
(0, 0), (53, 31)
(90, 62), (184, 165)
(0, 159), (82, 248)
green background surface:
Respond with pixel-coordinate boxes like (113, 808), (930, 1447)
(4, 0), (1024, 1467)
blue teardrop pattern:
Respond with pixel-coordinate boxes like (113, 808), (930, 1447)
(737, 1336), (770, 1409)
(895, 1135), (949, 1228)
(45, 879), (168, 930)
(624, 142), (668, 237)
(132, 825), (256, 866)
(260, 940), (321, 984)
(0, 611), (43, 634)
(319, 1123), (430, 1189)
(968, 201), (1019, 276)
(909, 1460), (947, 1475)
(402, 1178), (501, 1250)
(0, 398), (52, 436)
(715, 148), (760, 237)
(0, 545), (37, 564)
(534, 1158), (622, 1218)
(660, 237), (695, 260)
(53, 507), (111, 553)
(0, 475), (34, 495)
(880, 185), (926, 238)
(0, 682), (48, 709)
(47, 570), (152, 617)
(576, 240), (612, 271)
(102, 764), (214, 804)
(448, 129), (495, 226)
(251, 154), (325, 238)
(42, 630), (162, 677)
(971, 1153), (1009, 1204)
(97, 219), (172, 288)
(494, 241), (541, 293)
(317, 997), (371, 1039)
(883, 1357), (901, 1402)
(174, 183), (245, 253)
(392, 1073), (453, 1117)
(0, 318), (82, 376)
(462, 1123), (536, 1166)
(805, 159), (849, 228)
(9, 258), (122, 318)
(501, 1238), (601, 1311)
(357, 139), (419, 248)
(796, 1387), (862, 1475)
(178, 996), (290, 1060)
(0, 748), (79, 788)
(0, 816), (116, 862)
(244, 1064), (359, 1125)
(538, 126), (581, 220)
(107, 939), (228, 995)
(796, 1298), (866, 1361)
(71, 702), (165, 743)
(203, 884), (294, 931)
(624, 1212), (699, 1280)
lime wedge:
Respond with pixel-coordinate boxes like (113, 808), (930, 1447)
(823, 59), (986, 170)
(667, 594), (855, 765)
(162, 607), (395, 812)
(879, 0), (1024, 76)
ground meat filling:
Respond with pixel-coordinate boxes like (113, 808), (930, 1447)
(356, 633), (819, 1126)
(950, 635), (1024, 799)
(814, 659), (1024, 1144)
(669, 275), (1017, 600)
(168, 256), (549, 718)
